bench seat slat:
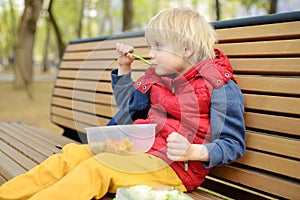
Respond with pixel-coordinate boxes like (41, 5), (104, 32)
(0, 174), (7, 185)
(0, 140), (37, 170)
(0, 126), (51, 162)
(0, 151), (27, 181)
(0, 123), (60, 154)
(19, 123), (76, 147)
(0, 131), (47, 163)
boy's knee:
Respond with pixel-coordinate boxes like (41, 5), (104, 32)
(61, 143), (89, 156)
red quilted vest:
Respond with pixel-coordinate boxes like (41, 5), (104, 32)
(134, 49), (235, 191)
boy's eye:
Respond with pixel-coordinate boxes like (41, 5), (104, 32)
(152, 42), (162, 50)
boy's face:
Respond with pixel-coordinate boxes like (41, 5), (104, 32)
(148, 42), (190, 76)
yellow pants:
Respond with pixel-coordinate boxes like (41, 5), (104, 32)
(0, 143), (186, 200)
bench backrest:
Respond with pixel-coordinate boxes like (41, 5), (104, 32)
(51, 11), (300, 199)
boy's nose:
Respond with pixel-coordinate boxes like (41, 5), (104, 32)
(148, 50), (155, 59)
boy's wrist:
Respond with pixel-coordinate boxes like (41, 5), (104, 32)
(189, 144), (210, 162)
(118, 65), (131, 75)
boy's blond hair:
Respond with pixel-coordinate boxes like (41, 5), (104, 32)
(145, 8), (217, 63)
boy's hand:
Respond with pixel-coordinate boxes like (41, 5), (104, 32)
(167, 132), (210, 162)
(167, 132), (191, 161)
(116, 42), (134, 75)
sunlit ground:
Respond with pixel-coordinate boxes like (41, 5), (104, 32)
(0, 80), (63, 135)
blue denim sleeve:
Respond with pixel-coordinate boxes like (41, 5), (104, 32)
(107, 69), (150, 125)
(203, 80), (246, 168)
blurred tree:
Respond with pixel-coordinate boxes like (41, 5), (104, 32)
(42, 15), (51, 72)
(215, 0), (221, 20)
(48, 0), (65, 59)
(77, 0), (85, 38)
(270, 0), (277, 13)
(122, 0), (133, 31)
(14, 0), (44, 98)
(240, 0), (278, 14)
(0, 0), (19, 66)
(96, 0), (115, 36)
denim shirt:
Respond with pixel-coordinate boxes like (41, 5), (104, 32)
(107, 69), (246, 168)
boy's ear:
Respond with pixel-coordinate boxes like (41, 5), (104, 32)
(183, 45), (194, 58)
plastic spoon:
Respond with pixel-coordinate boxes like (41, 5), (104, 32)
(131, 53), (153, 66)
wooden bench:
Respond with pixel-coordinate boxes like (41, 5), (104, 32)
(1, 11), (300, 199)
(0, 121), (77, 185)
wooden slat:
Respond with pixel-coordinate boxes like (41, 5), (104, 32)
(217, 39), (300, 56)
(1, 122), (60, 154)
(0, 151), (27, 180)
(51, 113), (109, 133)
(246, 131), (300, 159)
(60, 60), (116, 70)
(0, 140), (37, 170)
(63, 48), (149, 61)
(51, 115), (89, 134)
(244, 112), (300, 136)
(230, 57), (300, 75)
(0, 174), (6, 185)
(53, 88), (116, 105)
(54, 79), (113, 93)
(52, 97), (116, 118)
(0, 126), (51, 162)
(244, 94), (300, 115)
(216, 21), (300, 42)
(57, 69), (144, 82)
(236, 76), (300, 95)
(58, 70), (111, 81)
(59, 60), (148, 70)
(210, 165), (300, 200)
(51, 106), (110, 128)
(66, 37), (147, 52)
(187, 189), (222, 200)
(236, 150), (300, 179)
(18, 123), (77, 147)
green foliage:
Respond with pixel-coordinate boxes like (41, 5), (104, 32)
(0, 0), (20, 59)
(1, 0), (298, 72)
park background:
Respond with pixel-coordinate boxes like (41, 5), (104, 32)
(0, 0), (300, 135)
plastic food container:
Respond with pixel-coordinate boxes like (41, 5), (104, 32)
(85, 124), (156, 152)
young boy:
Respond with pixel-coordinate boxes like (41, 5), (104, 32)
(0, 8), (245, 200)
